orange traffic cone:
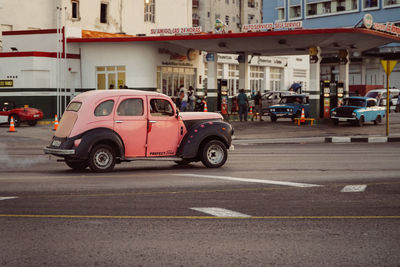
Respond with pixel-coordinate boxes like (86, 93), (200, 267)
(249, 106), (253, 116)
(300, 108), (305, 123)
(53, 115), (59, 131)
(8, 116), (16, 132)
(203, 100), (208, 112)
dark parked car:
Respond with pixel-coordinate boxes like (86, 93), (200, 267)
(0, 101), (43, 126)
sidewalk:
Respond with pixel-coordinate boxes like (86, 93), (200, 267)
(1, 113), (400, 145)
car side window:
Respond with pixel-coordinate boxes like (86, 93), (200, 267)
(117, 99), (143, 116)
(150, 99), (174, 116)
(94, 100), (114, 116)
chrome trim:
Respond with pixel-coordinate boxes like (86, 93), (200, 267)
(43, 147), (75, 155)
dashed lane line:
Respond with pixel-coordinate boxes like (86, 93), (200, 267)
(341, 185), (367, 193)
(175, 174), (322, 188)
(0, 197), (18, 201)
(190, 207), (251, 218)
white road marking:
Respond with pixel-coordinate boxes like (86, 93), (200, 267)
(0, 197), (18, 201)
(331, 137), (351, 143)
(368, 137), (387, 143)
(175, 174), (321, 188)
(190, 207), (251, 217)
(341, 185), (367, 193)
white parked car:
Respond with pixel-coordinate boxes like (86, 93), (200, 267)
(365, 88), (400, 111)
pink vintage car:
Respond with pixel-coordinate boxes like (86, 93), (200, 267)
(44, 89), (233, 172)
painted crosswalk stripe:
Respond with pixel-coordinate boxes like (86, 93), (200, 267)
(341, 185), (367, 193)
(190, 207), (251, 218)
(0, 197), (18, 201)
(176, 174), (321, 188)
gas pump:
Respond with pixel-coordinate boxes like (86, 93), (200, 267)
(217, 79), (228, 116)
(320, 80), (331, 118)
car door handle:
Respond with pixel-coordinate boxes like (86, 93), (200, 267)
(149, 120), (157, 123)
(115, 120), (124, 123)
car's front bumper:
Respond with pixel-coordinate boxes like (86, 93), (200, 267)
(331, 116), (357, 121)
(44, 147), (76, 156)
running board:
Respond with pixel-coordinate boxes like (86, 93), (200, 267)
(124, 157), (182, 161)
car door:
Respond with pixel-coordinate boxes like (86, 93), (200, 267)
(113, 96), (147, 158)
(146, 97), (180, 157)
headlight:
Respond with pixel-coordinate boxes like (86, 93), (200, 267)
(352, 112), (356, 117)
(286, 108), (292, 112)
(270, 109), (275, 112)
(332, 111), (336, 116)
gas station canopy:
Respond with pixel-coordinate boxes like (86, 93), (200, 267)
(69, 28), (400, 56)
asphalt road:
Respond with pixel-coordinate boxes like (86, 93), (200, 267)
(0, 142), (399, 266)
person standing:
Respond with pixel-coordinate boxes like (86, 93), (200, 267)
(187, 86), (195, 111)
(237, 89), (248, 122)
(252, 91), (263, 121)
(396, 93), (400, 113)
(179, 85), (188, 111)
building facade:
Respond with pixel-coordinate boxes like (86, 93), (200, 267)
(263, 0), (400, 89)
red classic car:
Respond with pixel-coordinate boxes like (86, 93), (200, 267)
(0, 101), (43, 126)
(44, 89), (234, 172)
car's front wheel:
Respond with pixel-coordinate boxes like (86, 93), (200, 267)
(374, 115), (382, 125)
(357, 116), (364, 127)
(27, 120), (38, 126)
(270, 114), (277, 122)
(88, 144), (116, 172)
(200, 140), (227, 168)
(65, 159), (88, 171)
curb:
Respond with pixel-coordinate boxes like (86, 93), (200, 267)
(325, 137), (400, 143)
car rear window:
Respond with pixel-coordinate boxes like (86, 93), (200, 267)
(94, 100), (114, 117)
(117, 99), (143, 116)
(365, 92), (378, 98)
(66, 102), (82, 112)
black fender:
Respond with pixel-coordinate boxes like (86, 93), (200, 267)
(74, 128), (125, 160)
(177, 120), (233, 159)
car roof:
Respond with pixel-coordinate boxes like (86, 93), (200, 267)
(346, 96), (375, 101)
(72, 89), (165, 102)
(366, 88), (399, 93)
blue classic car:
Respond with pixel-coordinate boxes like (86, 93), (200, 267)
(266, 94), (310, 122)
(330, 97), (385, 126)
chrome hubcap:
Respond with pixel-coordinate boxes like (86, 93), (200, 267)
(207, 144), (224, 165)
(94, 149), (111, 169)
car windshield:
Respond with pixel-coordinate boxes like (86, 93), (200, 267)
(344, 98), (365, 107)
(280, 96), (303, 104)
(365, 91), (378, 98)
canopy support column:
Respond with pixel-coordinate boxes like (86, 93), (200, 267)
(206, 52), (218, 111)
(238, 52), (250, 93)
(309, 46), (322, 119)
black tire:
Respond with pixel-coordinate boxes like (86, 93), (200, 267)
(270, 114), (277, 122)
(332, 119), (339, 125)
(65, 159), (88, 171)
(200, 140), (227, 168)
(374, 115), (382, 125)
(27, 120), (38, 126)
(9, 114), (21, 127)
(357, 116), (364, 127)
(88, 144), (116, 172)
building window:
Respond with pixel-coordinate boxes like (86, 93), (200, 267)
(225, 16), (230, 25)
(71, 1), (79, 19)
(364, 0), (378, 8)
(100, 3), (107, 23)
(248, 14), (255, 24)
(290, 6), (301, 18)
(385, 0), (399, 5)
(248, 0), (256, 8)
(96, 66), (126, 90)
(270, 67), (282, 91)
(144, 0), (155, 23)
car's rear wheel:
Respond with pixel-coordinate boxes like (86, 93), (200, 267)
(374, 115), (382, 125)
(27, 120), (38, 126)
(9, 114), (21, 127)
(200, 140), (227, 168)
(88, 144), (116, 172)
(357, 116), (364, 127)
(65, 159), (88, 171)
